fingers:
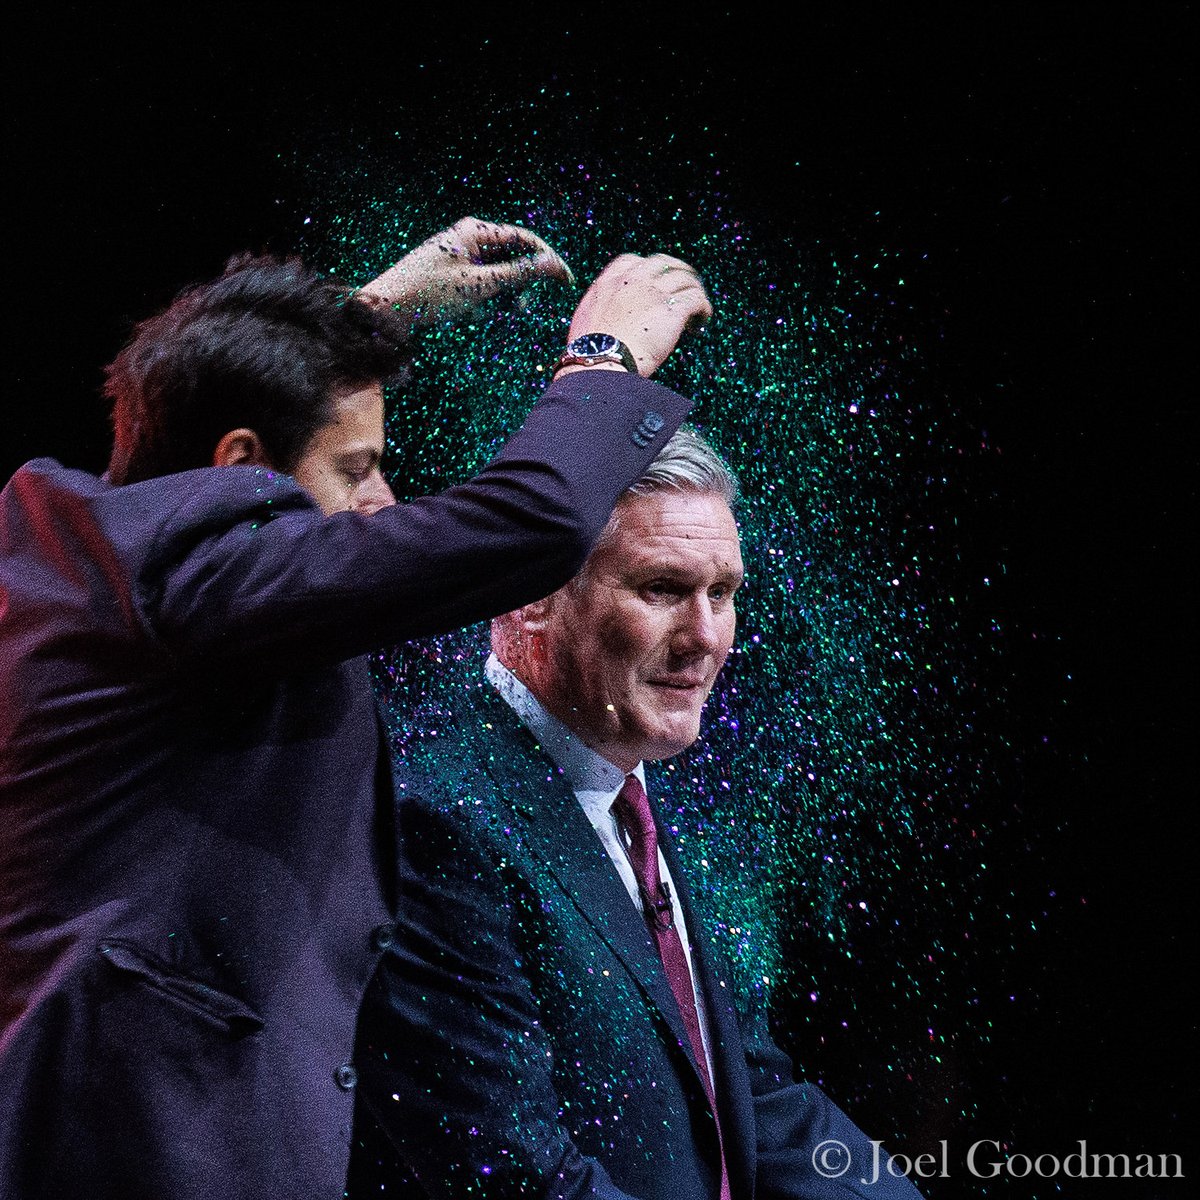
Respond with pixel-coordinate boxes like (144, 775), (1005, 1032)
(671, 284), (714, 328)
(591, 251), (703, 290)
(655, 258), (712, 327)
(445, 218), (574, 285)
(632, 253), (713, 326)
(644, 252), (702, 278)
(465, 249), (574, 299)
(527, 246), (574, 286)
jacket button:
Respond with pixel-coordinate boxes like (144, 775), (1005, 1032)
(334, 1063), (358, 1091)
(642, 410), (665, 433)
(371, 923), (395, 951)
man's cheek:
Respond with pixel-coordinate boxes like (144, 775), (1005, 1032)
(595, 612), (646, 662)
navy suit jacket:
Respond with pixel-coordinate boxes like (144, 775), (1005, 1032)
(350, 681), (922, 1199)
(0, 372), (690, 1200)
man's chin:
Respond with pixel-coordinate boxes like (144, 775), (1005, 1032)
(638, 714), (704, 762)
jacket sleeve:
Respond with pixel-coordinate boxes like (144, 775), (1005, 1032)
(740, 998), (926, 1200)
(352, 792), (642, 1200)
(147, 371), (690, 671)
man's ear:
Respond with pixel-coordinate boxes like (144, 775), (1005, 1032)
(212, 428), (272, 469)
(518, 594), (557, 634)
(494, 594), (559, 677)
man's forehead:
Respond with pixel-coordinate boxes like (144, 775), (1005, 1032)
(603, 490), (742, 564)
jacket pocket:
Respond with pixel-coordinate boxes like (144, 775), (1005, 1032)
(97, 938), (265, 1036)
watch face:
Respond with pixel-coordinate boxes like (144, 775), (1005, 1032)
(570, 332), (619, 357)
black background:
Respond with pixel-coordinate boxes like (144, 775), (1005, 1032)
(5, 7), (1192, 1195)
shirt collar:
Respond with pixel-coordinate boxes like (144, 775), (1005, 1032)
(485, 653), (645, 808)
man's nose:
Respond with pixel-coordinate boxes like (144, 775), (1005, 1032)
(671, 595), (723, 656)
(352, 471), (396, 516)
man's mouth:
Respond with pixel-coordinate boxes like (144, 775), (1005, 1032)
(647, 677), (707, 691)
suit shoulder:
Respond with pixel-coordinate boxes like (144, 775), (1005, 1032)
(2, 459), (313, 562)
(389, 693), (551, 858)
(393, 738), (512, 837)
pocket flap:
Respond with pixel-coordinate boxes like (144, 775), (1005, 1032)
(99, 938), (265, 1034)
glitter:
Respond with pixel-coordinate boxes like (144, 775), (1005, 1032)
(297, 126), (1010, 1134)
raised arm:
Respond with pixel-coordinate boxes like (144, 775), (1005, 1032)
(146, 251), (712, 670)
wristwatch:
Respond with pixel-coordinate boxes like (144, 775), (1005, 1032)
(553, 332), (638, 377)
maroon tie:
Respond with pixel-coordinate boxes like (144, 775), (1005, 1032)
(612, 774), (732, 1200)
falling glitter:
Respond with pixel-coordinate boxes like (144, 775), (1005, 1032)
(293, 122), (1013, 1141)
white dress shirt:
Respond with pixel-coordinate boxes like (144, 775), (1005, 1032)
(486, 653), (715, 1082)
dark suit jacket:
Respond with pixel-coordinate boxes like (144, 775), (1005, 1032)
(0, 372), (689, 1200)
(351, 682), (922, 1199)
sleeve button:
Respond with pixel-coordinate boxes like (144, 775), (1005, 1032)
(371, 923), (395, 951)
(334, 1063), (358, 1091)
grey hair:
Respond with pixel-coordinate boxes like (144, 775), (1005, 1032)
(626, 425), (739, 505)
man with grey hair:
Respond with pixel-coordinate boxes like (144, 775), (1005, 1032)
(350, 429), (923, 1199)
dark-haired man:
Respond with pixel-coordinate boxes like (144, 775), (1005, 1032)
(0, 221), (710, 1200)
(351, 428), (923, 1199)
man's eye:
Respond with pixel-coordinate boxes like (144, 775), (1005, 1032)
(708, 583), (743, 608)
(642, 581), (677, 600)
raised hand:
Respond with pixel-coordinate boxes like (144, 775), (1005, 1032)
(358, 217), (574, 333)
(563, 253), (712, 377)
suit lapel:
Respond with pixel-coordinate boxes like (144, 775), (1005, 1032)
(472, 693), (716, 1102)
